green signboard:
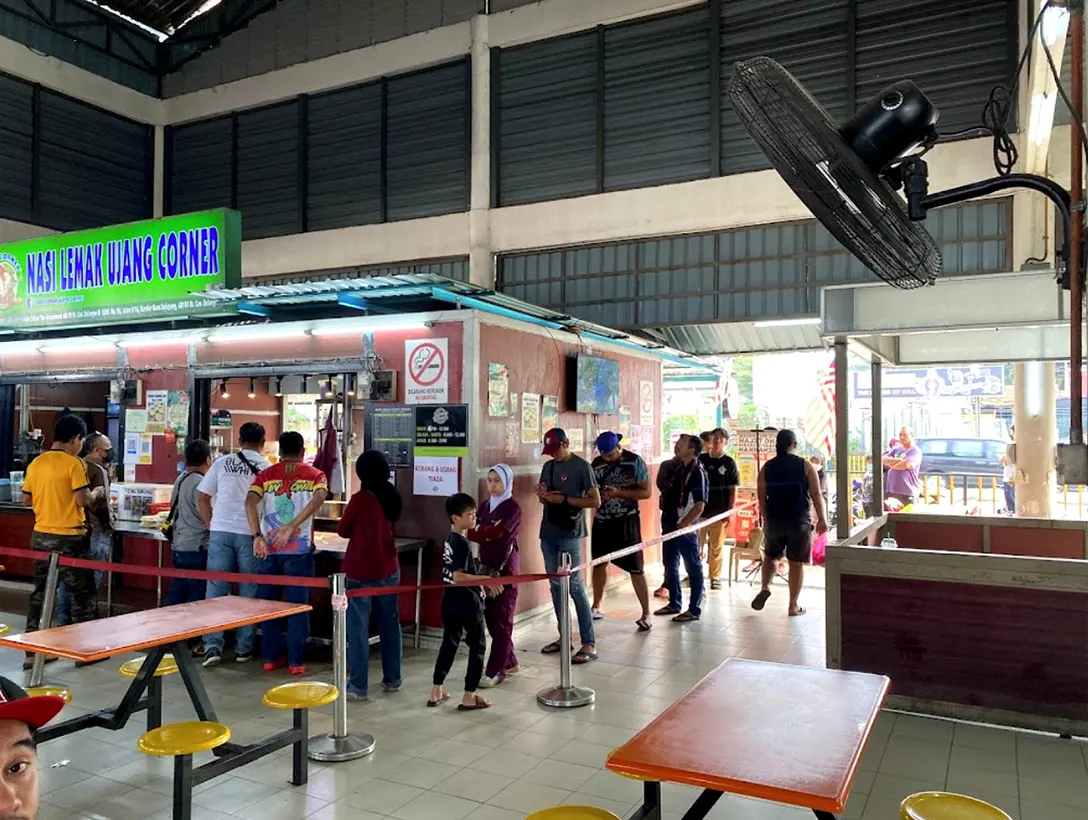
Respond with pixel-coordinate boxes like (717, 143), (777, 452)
(0, 209), (242, 330)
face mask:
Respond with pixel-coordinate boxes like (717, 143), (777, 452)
(103, 450), (115, 464)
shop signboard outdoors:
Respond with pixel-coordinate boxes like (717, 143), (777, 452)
(0, 209), (242, 330)
(852, 365), (1006, 400)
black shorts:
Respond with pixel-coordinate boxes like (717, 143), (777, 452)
(591, 515), (645, 574)
(764, 521), (813, 563)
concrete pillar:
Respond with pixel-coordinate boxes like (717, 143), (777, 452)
(870, 360), (883, 510)
(1013, 361), (1056, 518)
(468, 15), (494, 288)
(835, 338), (851, 539)
(153, 125), (165, 218)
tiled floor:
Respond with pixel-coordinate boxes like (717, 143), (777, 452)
(12, 569), (1088, 820)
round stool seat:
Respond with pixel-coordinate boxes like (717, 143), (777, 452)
(606, 748), (651, 781)
(25, 685), (73, 705)
(901, 792), (1013, 820)
(138, 722), (231, 757)
(120, 654), (178, 678)
(525, 808), (621, 820)
(263, 681), (338, 710)
(0, 625), (10, 637)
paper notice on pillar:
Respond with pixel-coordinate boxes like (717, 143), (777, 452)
(145, 390), (168, 434)
(521, 394), (541, 444)
(125, 409), (148, 434)
(123, 464), (136, 482)
(639, 381), (655, 427)
(138, 434), (154, 465)
(124, 433), (139, 464)
(413, 456), (459, 496)
(405, 338), (449, 404)
(504, 419), (520, 458)
(568, 427), (584, 456)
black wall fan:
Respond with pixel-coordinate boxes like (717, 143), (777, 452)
(728, 56), (1072, 291)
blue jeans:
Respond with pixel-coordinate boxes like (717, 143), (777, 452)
(346, 573), (403, 697)
(1003, 482), (1015, 513)
(541, 537), (595, 645)
(256, 551), (315, 668)
(165, 549), (207, 607)
(665, 532), (704, 617)
(203, 531), (259, 655)
(56, 532), (111, 626)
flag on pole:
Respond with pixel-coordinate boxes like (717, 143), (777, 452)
(804, 360), (836, 457)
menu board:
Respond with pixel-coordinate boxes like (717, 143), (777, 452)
(365, 405), (414, 468)
(414, 404), (469, 457)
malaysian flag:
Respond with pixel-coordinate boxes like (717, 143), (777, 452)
(804, 360), (836, 457)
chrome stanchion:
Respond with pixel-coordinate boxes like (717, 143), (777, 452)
(30, 551), (61, 687)
(537, 554), (595, 708)
(309, 572), (375, 762)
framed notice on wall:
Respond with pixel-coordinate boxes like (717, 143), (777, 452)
(414, 405), (468, 457)
(365, 405), (414, 469)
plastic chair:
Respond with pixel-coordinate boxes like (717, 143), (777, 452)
(120, 654), (178, 732)
(25, 685), (73, 705)
(138, 721), (231, 820)
(525, 808), (622, 820)
(263, 681), (338, 786)
(900, 792), (1014, 820)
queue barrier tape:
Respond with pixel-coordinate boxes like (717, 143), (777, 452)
(0, 500), (756, 600)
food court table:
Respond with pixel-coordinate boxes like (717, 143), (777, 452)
(606, 659), (890, 820)
(0, 596), (311, 746)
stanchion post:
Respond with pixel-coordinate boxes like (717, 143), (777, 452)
(309, 572), (375, 762)
(537, 554), (595, 708)
(30, 552), (61, 687)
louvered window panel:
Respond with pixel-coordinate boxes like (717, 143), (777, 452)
(855, 0), (1014, 134)
(236, 101), (302, 239)
(496, 32), (598, 206)
(386, 62), (469, 221)
(604, 7), (712, 191)
(720, 0), (849, 175)
(167, 118), (233, 216)
(307, 83), (382, 231)
(0, 75), (33, 223)
(37, 91), (150, 231)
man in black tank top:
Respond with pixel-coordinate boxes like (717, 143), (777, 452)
(751, 429), (827, 616)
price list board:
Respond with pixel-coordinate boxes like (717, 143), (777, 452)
(364, 405), (414, 468)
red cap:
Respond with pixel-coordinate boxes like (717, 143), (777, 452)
(542, 428), (568, 457)
(0, 677), (64, 729)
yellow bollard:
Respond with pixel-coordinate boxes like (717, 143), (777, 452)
(991, 477), (997, 513)
(1080, 485), (1084, 518)
(948, 475), (953, 506)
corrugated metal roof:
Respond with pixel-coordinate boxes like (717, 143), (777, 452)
(654, 321), (826, 356)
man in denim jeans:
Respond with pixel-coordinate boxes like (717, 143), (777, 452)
(197, 423), (270, 667)
(537, 428), (600, 664)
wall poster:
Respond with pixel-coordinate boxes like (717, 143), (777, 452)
(487, 363), (510, 417)
(145, 390), (168, 434)
(521, 394), (541, 444)
(541, 395), (559, 433)
(639, 381), (655, 426)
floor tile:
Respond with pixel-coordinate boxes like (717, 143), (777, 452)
(378, 758), (462, 789)
(340, 779), (424, 814)
(432, 771), (514, 803)
(487, 780), (573, 814)
(388, 790), (480, 820)
(232, 790), (330, 820)
(521, 759), (598, 791)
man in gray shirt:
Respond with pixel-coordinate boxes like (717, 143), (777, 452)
(165, 439), (212, 610)
(537, 428), (600, 663)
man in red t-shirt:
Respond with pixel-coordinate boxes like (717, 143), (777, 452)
(246, 431), (328, 675)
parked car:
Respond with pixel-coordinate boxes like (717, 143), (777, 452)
(915, 437), (1007, 476)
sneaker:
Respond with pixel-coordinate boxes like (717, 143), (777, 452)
(202, 650), (222, 668)
(591, 608), (605, 621)
(263, 658), (287, 672)
(289, 664), (306, 676)
(478, 675), (501, 689)
(346, 691), (368, 702)
(381, 682), (402, 693)
(235, 652), (252, 663)
(710, 579), (722, 590)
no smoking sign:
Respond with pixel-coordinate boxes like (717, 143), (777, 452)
(405, 338), (449, 404)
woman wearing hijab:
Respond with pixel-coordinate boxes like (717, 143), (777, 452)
(469, 463), (522, 688)
(339, 450), (404, 701)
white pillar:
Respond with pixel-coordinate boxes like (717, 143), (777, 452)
(153, 125), (165, 218)
(468, 15), (493, 288)
(1013, 361), (1056, 518)
(835, 338), (851, 539)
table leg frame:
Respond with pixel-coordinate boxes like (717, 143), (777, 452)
(628, 782), (662, 820)
(628, 782), (835, 820)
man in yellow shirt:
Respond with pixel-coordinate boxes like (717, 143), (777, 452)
(21, 415), (104, 668)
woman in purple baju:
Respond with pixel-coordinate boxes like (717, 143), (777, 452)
(469, 463), (522, 687)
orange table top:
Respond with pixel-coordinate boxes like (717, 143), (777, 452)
(606, 659), (890, 814)
(0, 596), (311, 662)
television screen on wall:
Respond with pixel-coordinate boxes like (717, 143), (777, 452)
(575, 355), (620, 415)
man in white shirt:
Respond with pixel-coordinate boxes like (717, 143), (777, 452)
(197, 423), (270, 667)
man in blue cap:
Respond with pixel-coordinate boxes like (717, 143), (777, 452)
(590, 432), (653, 631)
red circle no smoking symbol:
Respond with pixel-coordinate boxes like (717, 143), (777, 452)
(410, 342), (445, 387)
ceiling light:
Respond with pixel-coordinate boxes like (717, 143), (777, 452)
(1041, 4), (1070, 47)
(1028, 91), (1058, 146)
(207, 328), (307, 343)
(752, 317), (823, 328)
(220, 380), (230, 400)
(0, 341), (43, 355)
(117, 336), (196, 348)
(309, 320), (427, 337)
(248, 378), (256, 399)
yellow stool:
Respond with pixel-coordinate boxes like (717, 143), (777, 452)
(263, 682), (338, 786)
(120, 654), (178, 733)
(526, 808), (621, 820)
(139, 721), (231, 820)
(900, 792), (1014, 820)
(25, 685), (73, 705)
(0, 625), (10, 637)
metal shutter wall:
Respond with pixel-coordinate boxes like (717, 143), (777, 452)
(37, 91), (150, 231)
(167, 118), (233, 216)
(385, 62), (469, 221)
(496, 32), (598, 206)
(603, 7), (712, 191)
(0, 75), (32, 223)
(720, 0), (849, 175)
(307, 83), (382, 231)
(236, 101), (302, 240)
(855, 0), (1014, 134)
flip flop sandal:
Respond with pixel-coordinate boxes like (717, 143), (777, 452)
(426, 693), (451, 707)
(789, 607), (807, 617)
(751, 589), (772, 611)
(541, 641), (562, 654)
(654, 606), (680, 616)
(636, 618), (652, 632)
(672, 612), (700, 622)
(458, 695), (491, 711)
(571, 650), (598, 664)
